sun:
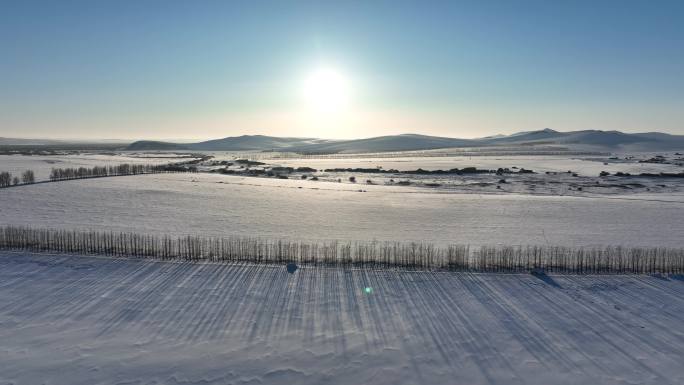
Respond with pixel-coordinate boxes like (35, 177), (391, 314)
(302, 68), (351, 113)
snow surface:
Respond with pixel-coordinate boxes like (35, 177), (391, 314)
(1, 252), (683, 385)
(1, 173), (683, 248)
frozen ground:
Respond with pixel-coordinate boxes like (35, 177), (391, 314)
(1, 173), (683, 248)
(1, 252), (683, 385)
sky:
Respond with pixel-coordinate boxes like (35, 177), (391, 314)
(1, 0), (683, 141)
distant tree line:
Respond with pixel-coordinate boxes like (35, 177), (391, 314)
(1, 226), (683, 274)
(322, 167), (535, 175)
(599, 171), (684, 178)
(48, 163), (196, 181)
(0, 163), (197, 188)
(0, 170), (35, 187)
(1, 154), (211, 188)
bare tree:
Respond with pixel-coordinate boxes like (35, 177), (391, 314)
(48, 162), (197, 181)
(21, 170), (35, 184)
(0, 226), (682, 274)
(0, 172), (11, 187)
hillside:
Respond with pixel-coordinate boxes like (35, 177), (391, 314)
(189, 135), (330, 151)
(119, 129), (684, 153)
(125, 140), (189, 150)
(288, 133), (475, 153)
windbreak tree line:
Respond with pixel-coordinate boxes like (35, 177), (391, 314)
(48, 163), (195, 181)
(1, 162), (196, 188)
(1, 226), (683, 274)
(0, 170), (35, 187)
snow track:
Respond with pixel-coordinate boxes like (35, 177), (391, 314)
(1, 253), (683, 384)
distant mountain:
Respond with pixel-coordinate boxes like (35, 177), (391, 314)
(126, 135), (332, 151)
(558, 130), (649, 146)
(126, 140), (188, 150)
(0, 137), (130, 147)
(483, 128), (570, 143)
(485, 129), (684, 151)
(288, 134), (475, 153)
(189, 135), (330, 151)
(0, 137), (72, 146)
(125, 129), (684, 153)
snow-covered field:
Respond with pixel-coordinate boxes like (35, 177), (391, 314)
(1, 252), (683, 385)
(0, 153), (194, 181)
(2, 153), (683, 384)
(197, 152), (684, 196)
(1, 173), (683, 248)
(264, 154), (684, 175)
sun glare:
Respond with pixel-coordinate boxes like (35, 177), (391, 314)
(302, 68), (351, 113)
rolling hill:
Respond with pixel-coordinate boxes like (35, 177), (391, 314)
(126, 135), (332, 151)
(117, 129), (684, 153)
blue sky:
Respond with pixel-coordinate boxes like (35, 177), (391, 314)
(1, 0), (682, 140)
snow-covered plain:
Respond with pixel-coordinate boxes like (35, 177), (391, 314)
(1, 173), (683, 248)
(1, 252), (683, 385)
(264, 154), (684, 175)
(199, 152), (684, 196)
(2, 152), (684, 385)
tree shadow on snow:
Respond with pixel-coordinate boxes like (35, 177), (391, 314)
(531, 270), (561, 288)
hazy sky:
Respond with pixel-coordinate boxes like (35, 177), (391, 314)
(1, 0), (683, 140)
